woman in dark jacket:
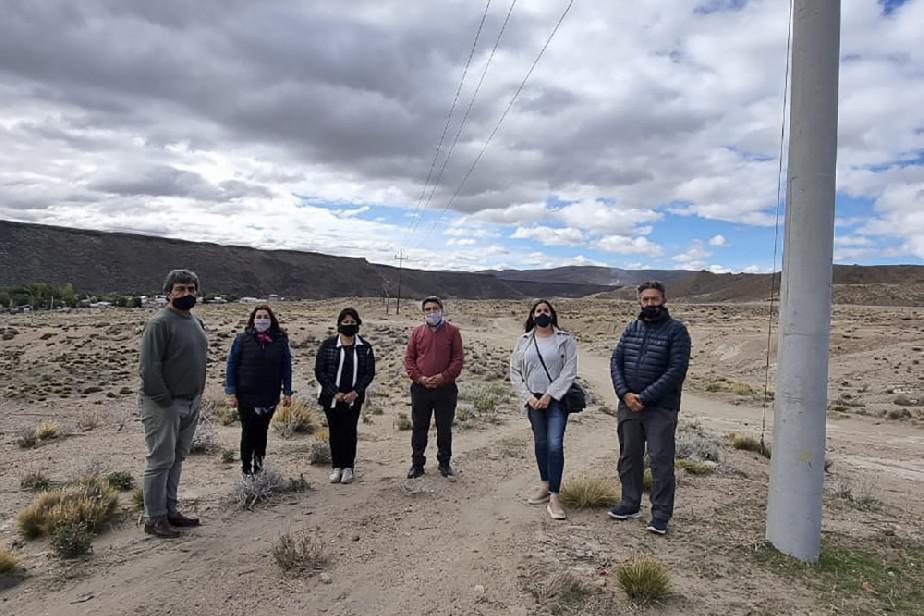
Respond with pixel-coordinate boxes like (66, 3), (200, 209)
(225, 304), (292, 476)
(314, 307), (375, 485)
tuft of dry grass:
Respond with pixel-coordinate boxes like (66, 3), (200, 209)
(729, 432), (771, 458)
(676, 458), (715, 475)
(219, 448), (236, 464)
(130, 487), (145, 511)
(616, 557), (671, 603)
(307, 441), (331, 466)
(0, 545), (17, 573)
(643, 468), (653, 493)
(15, 427), (37, 449)
(273, 529), (328, 572)
(559, 477), (620, 508)
(105, 471), (135, 492)
(17, 478), (120, 540)
(272, 400), (319, 438)
(34, 419), (60, 441)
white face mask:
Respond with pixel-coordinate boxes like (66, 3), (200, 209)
(425, 311), (442, 326)
(254, 318), (272, 333)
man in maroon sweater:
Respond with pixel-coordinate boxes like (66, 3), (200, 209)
(404, 296), (465, 478)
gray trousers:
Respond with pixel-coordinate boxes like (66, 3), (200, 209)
(617, 404), (678, 520)
(140, 395), (201, 521)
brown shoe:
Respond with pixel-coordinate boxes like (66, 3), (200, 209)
(167, 512), (200, 528)
(144, 518), (180, 538)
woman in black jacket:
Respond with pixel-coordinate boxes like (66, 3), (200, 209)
(314, 307), (375, 484)
(225, 305), (292, 476)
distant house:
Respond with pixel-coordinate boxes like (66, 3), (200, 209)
(239, 297), (261, 304)
(268, 294), (280, 302)
(208, 296), (228, 304)
(90, 301), (112, 308)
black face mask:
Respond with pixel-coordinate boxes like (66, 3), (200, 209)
(338, 323), (359, 336)
(172, 295), (196, 311)
(534, 314), (552, 328)
(639, 305), (664, 321)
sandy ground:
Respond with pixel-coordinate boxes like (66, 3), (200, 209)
(1, 298), (923, 615)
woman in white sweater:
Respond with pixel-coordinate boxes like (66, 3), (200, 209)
(509, 299), (578, 520)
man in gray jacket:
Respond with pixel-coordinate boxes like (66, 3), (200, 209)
(608, 281), (691, 535)
(138, 269), (208, 538)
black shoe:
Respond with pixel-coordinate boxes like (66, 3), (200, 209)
(167, 512), (201, 528)
(253, 456), (264, 473)
(407, 465), (425, 479)
(607, 504), (642, 520)
(646, 518), (669, 535)
(438, 464), (455, 478)
(144, 519), (180, 538)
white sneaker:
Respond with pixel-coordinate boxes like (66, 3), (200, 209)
(329, 468), (342, 483)
(340, 468), (354, 484)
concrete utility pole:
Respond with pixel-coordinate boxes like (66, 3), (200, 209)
(394, 251), (407, 315)
(765, 0), (841, 562)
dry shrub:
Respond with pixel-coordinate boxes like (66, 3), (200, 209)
(731, 382), (754, 396)
(236, 467), (309, 509)
(308, 441), (331, 466)
(676, 419), (722, 462)
(616, 557), (671, 603)
(273, 529), (328, 572)
(0, 546), (16, 573)
(49, 523), (93, 559)
(105, 471), (135, 491)
(131, 487), (145, 511)
(832, 476), (881, 511)
(77, 411), (102, 431)
(394, 412), (413, 431)
(17, 478), (119, 540)
(272, 400), (318, 438)
(314, 427), (329, 442)
(220, 448), (236, 464)
(15, 427), (37, 449)
(523, 564), (595, 613)
(34, 419), (60, 441)
(190, 416), (219, 454)
(643, 468), (653, 493)
(559, 477), (620, 508)
(20, 470), (51, 492)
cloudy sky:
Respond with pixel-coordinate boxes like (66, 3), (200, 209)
(1, 0), (922, 273)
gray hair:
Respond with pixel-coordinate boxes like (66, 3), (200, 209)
(421, 295), (443, 310)
(637, 280), (666, 297)
(163, 269), (200, 295)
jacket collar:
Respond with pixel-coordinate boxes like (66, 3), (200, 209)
(336, 334), (365, 348)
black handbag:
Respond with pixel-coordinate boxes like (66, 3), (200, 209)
(531, 335), (586, 413)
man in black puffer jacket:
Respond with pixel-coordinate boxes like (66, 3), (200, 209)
(608, 281), (691, 535)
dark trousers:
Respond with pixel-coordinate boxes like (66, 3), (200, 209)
(410, 382), (457, 468)
(617, 404), (678, 520)
(324, 402), (362, 469)
(240, 405), (275, 473)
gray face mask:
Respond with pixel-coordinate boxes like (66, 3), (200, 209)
(425, 311), (443, 326)
(254, 318), (271, 332)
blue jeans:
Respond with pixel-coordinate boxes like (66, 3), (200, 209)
(528, 399), (568, 493)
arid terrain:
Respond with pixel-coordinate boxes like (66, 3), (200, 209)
(1, 298), (923, 615)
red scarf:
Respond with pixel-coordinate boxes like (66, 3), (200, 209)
(256, 331), (273, 344)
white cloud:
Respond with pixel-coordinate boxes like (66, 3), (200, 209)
(596, 235), (663, 256)
(511, 225), (584, 246)
(708, 234), (727, 247)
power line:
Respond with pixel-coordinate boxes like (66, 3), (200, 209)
(406, 0), (520, 239)
(402, 0), (493, 242)
(418, 0), (575, 242)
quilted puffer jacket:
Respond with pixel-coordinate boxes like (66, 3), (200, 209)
(610, 308), (691, 411)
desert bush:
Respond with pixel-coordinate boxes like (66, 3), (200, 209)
(307, 441), (331, 466)
(105, 471), (135, 491)
(220, 448), (236, 464)
(237, 467), (309, 509)
(34, 419), (60, 441)
(15, 427), (37, 449)
(20, 470), (51, 492)
(214, 403), (240, 426)
(190, 417), (219, 454)
(17, 478), (119, 539)
(394, 413), (413, 431)
(559, 477), (620, 508)
(273, 529), (328, 572)
(49, 522), (93, 559)
(617, 557), (670, 603)
(523, 565), (593, 610)
(676, 419), (722, 462)
(704, 381), (722, 393)
(314, 427), (329, 442)
(832, 476), (881, 511)
(0, 546), (17, 573)
(131, 487), (145, 511)
(675, 458), (714, 475)
(272, 400), (318, 438)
